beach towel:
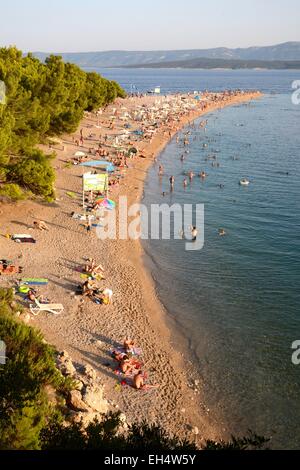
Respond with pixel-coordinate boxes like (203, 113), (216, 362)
(18, 285), (30, 294)
(80, 273), (104, 281)
(12, 234), (32, 239)
(66, 192), (77, 199)
(72, 213), (96, 221)
(72, 213), (86, 220)
(12, 237), (36, 244)
(21, 278), (48, 285)
(111, 346), (142, 357)
(12, 234), (36, 243)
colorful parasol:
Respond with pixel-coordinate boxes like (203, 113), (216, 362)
(95, 198), (116, 209)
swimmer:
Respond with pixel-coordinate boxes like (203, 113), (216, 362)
(158, 165), (164, 176)
(191, 226), (198, 241)
(188, 171), (194, 181)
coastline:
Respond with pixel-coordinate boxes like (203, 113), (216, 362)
(0, 90), (262, 444)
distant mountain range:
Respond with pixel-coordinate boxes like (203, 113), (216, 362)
(33, 42), (300, 68)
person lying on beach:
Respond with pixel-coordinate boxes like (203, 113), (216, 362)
(99, 288), (113, 305)
(82, 279), (96, 297)
(27, 289), (37, 302)
(84, 258), (105, 275)
(133, 371), (159, 390)
(112, 350), (126, 362)
(26, 290), (49, 304)
(123, 338), (135, 353)
(33, 220), (49, 231)
(119, 355), (135, 375)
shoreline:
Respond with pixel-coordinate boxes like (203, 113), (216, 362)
(0, 90), (262, 444)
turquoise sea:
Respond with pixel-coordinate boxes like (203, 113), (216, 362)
(93, 68), (300, 448)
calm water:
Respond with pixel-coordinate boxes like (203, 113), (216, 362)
(95, 68), (300, 448)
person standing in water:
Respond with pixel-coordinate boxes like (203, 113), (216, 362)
(158, 165), (164, 176)
(188, 171), (194, 182)
(183, 178), (188, 189)
(191, 226), (198, 241)
(169, 176), (175, 190)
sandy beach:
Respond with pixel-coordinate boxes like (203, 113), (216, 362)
(0, 90), (261, 444)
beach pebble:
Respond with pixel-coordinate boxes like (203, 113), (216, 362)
(74, 379), (84, 391)
(58, 350), (70, 361)
(67, 390), (90, 412)
(82, 384), (108, 414)
(60, 358), (76, 376)
(193, 427), (199, 436)
(119, 413), (127, 424)
(83, 364), (97, 380)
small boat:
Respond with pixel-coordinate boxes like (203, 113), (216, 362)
(239, 178), (250, 186)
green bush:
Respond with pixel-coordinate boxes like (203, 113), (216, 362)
(8, 150), (55, 200)
(0, 183), (25, 201)
(0, 46), (126, 201)
(0, 288), (68, 450)
(39, 416), (269, 451)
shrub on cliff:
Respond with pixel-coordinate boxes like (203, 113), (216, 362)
(39, 416), (269, 451)
(0, 288), (69, 450)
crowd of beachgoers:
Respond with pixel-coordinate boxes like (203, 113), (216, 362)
(0, 89), (261, 440)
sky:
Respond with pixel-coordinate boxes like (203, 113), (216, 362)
(1, 0), (300, 52)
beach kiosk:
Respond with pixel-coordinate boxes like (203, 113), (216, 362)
(79, 160), (115, 208)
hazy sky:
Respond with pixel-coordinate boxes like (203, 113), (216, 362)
(1, 0), (299, 52)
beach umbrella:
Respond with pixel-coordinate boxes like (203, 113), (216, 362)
(95, 198), (116, 209)
(79, 161), (115, 173)
(129, 147), (138, 154)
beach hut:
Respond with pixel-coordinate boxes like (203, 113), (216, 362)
(79, 161), (115, 207)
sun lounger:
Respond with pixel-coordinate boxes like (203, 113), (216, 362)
(29, 299), (64, 316)
(22, 278), (48, 285)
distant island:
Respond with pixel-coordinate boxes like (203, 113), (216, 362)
(123, 57), (300, 70)
(32, 42), (300, 68)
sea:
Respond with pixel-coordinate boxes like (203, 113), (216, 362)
(88, 68), (300, 449)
